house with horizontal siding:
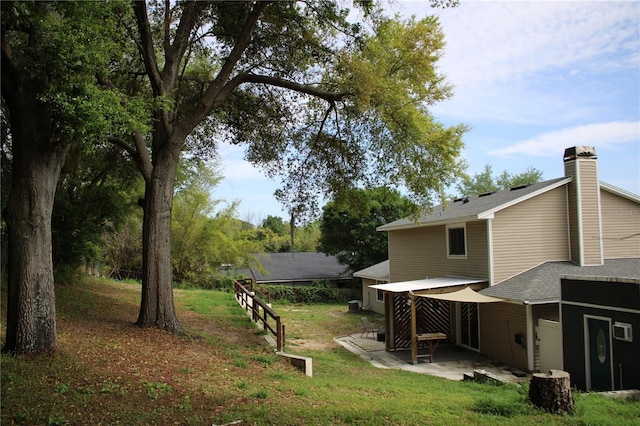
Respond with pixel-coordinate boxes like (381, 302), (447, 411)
(354, 260), (389, 314)
(366, 146), (639, 387)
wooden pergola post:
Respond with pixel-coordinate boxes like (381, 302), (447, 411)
(384, 292), (391, 351)
(410, 291), (418, 364)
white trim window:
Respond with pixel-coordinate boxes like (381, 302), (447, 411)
(375, 281), (386, 302)
(447, 223), (467, 258)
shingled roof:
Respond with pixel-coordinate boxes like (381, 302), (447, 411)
(479, 258), (640, 304)
(246, 252), (351, 284)
(353, 260), (390, 282)
(378, 177), (570, 231)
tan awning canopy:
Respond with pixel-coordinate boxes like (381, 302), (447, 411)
(415, 287), (503, 303)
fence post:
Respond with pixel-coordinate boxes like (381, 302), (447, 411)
(276, 318), (283, 351)
(252, 299), (258, 322)
(234, 279), (286, 353)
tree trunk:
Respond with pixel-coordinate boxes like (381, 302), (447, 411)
(529, 369), (575, 414)
(2, 80), (68, 354)
(136, 137), (183, 334)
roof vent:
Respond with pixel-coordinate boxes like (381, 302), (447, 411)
(463, 197), (470, 204)
(510, 184), (529, 191)
(479, 191), (496, 197)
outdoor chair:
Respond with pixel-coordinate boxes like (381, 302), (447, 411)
(361, 317), (379, 339)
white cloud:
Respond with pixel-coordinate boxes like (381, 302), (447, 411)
(425, 1), (640, 87)
(395, 1), (640, 125)
(489, 121), (640, 158)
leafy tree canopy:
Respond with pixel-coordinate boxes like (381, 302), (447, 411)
(264, 12), (467, 218)
(236, 217), (320, 254)
(456, 164), (543, 196)
(262, 216), (286, 236)
(318, 187), (412, 273)
(100, 0), (466, 332)
(136, 2), (469, 219)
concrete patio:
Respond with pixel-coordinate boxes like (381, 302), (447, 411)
(335, 333), (530, 384)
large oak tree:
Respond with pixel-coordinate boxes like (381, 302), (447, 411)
(1, 1), (137, 354)
(111, 1), (466, 333)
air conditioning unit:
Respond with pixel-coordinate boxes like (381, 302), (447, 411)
(613, 322), (633, 342)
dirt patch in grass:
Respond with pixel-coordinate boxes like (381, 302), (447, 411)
(1, 279), (298, 425)
(285, 338), (335, 351)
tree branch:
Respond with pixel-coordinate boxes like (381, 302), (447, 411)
(108, 135), (136, 157)
(163, 0), (171, 54)
(132, 0), (163, 97)
(296, 102), (335, 178)
(1, 33), (20, 99)
(162, 0), (207, 86)
(108, 131), (153, 183)
(132, 130), (153, 183)
(176, 1), (270, 139)
(241, 74), (350, 103)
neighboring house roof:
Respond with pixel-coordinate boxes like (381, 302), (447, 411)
(479, 258), (640, 304)
(244, 252), (351, 283)
(378, 177), (571, 231)
(353, 260), (390, 282)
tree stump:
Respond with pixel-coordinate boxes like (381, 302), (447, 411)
(529, 369), (574, 414)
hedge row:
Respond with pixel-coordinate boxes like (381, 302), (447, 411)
(258, 281), (353, 304)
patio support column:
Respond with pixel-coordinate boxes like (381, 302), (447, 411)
(411, 292), (418, 364)
(384, 292), (391, 351)
(526, 303), (534, 372)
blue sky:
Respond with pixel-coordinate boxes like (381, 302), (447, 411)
(215, 1), (640, 224)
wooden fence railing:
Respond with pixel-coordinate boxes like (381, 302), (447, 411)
(234, 278), (285, 351)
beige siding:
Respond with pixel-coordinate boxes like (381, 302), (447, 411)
(479, 302), (528, 372)
(600, 189), (640, 258)
(388, 221), (489, 282)
(492, 186), (570, 283)
(566, 177), (580, 263)
(578, 161), (603, 264)
(564, 159), (603, 265)
(361, 278), (385, 315)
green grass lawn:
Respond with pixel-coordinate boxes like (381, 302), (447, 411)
(1, 278), (639, 425)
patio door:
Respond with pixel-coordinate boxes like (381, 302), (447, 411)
(459, 302), (479, 350)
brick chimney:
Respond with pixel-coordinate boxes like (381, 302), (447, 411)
(563, 146), (603, 266)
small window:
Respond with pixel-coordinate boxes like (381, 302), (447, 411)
(447, 224), (467, 258)
(376, 289), (384, 302)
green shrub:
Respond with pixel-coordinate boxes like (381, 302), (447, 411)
(259, 280), (350, 303)
(174, 274), (235, 291)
